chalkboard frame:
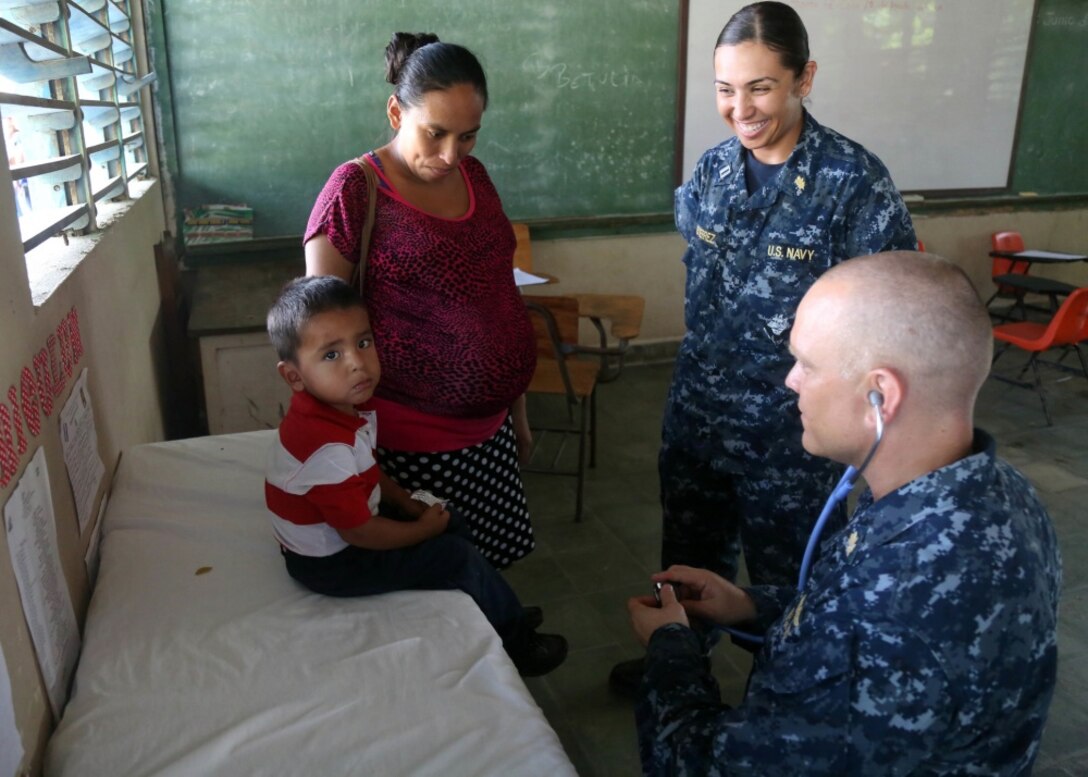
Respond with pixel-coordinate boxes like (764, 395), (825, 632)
(148, 0), (692, 240)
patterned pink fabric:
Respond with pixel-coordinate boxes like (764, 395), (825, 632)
(305, 156), (535, 419)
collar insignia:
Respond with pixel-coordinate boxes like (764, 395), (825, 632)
(783, 593), (806, 636)
(845, 530), (858, 556)
(720, 164), (732, 180)
(794, 175), (806, 193)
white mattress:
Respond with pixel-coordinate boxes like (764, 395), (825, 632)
(46, 431), (576, 777)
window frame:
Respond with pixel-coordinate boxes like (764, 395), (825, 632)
(0, 0), (155, 256)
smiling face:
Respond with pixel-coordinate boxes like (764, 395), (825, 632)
(713, 41), (815, 165)
(278, 305), (380, 416)
(387, 82), (484, 184)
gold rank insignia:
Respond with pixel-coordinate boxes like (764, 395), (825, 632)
(845, 530), (859, 556)
(783, 593), (806, 636)
(794, 175), (806, 193)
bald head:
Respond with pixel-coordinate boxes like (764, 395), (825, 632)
(805, 252), (992, 413)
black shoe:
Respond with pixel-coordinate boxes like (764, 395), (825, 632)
(608, 656), (645, 699)
(522, 605), (544, 631)
(508, 631), (568, 677)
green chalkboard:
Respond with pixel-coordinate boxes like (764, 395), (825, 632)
(151, 0), (679, 239)
(1011, 0), (1088, 195)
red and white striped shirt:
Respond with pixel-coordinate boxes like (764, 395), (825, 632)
(265, 391), (381, 557)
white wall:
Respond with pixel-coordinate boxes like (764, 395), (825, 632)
(526, 206), (1088, 345)
(0, 157), (166, 773)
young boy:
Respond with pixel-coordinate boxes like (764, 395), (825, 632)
(264, 276), (566, 676)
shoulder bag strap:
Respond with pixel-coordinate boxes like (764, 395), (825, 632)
(349, 154), (379, 295)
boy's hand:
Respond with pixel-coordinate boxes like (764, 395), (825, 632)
(417, 504), (450, 536)
(406, 489), (446, 519)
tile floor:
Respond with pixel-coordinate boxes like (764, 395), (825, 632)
(504, 353), (1088, 777)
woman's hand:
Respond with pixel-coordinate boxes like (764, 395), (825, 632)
(511, 394), (533, 465)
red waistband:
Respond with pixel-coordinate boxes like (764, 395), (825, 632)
(360, 396), (507, 452)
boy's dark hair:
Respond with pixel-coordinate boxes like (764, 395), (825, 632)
(267, 276), (366, 362)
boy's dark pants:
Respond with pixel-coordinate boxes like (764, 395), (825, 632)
(282, 510), (523, 638)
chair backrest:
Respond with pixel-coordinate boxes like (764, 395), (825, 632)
(524, 295), (580, 358)
(991, 231), (1028, 276)
(1045, 288), (1088, 349)
(512, 223), (533, 271)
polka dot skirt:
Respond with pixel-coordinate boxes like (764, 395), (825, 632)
(376, 418), (535, 570)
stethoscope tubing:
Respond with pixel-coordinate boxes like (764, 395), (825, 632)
(718, 402), (885, 646)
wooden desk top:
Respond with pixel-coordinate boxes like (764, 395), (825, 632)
(187, 260), (302, 337)
(568, 293), (645, 340)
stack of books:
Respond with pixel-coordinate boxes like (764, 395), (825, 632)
(183, 204), (254, 245)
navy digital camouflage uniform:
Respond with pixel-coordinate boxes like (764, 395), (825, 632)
(663, 111), (917, 587)
(638, 430), (1062, 776)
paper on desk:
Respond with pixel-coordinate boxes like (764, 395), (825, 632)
(514, 268), (549, 287)
(4, 447), (81, 720)
(1016, 250), (1088, 260)
(0, 639), (23, 777)
(60, 369), (105, 535)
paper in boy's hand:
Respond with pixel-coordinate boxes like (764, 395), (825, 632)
(410, 489), (447, 508)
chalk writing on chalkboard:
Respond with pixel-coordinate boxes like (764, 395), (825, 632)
(523, 53), (649, 92)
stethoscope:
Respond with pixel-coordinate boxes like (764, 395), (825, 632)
(717, 389), (885, 646)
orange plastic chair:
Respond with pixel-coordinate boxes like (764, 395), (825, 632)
(991, 287), (1088, 425)
(991, 230), (1028, 273)
(986, 231), (1075, 319)
(986, 231), (1030, 311)
(916, 239), (926, 252)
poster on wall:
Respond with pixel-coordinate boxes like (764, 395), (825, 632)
(3, 447), (81, 719)
(59, 369), (105, 534)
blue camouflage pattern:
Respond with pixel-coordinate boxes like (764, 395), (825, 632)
(662, 111), (917, 586)
(639, 430), (1062, 776)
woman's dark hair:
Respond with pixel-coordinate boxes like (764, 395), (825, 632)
(384, 32), (488, 110)
(716, 2), (809, 77)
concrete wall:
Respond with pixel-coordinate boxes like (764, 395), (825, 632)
(0, 156), (166, 772)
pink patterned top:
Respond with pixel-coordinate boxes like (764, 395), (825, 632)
(304, 154), (536, 427)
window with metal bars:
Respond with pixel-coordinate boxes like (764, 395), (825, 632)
(0, 0), (154, 255)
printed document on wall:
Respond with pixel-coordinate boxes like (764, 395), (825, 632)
(59, 368), (104, 534)
(3, 447), (81, 719)
(0, 639), (23, 777)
